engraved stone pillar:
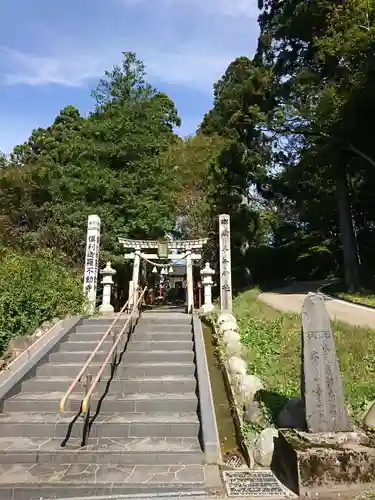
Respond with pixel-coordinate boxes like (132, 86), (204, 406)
(301, 293), (351, 432)
(99, 262), (116, 313)
(219, 214), (232, 312)
(186, 251), (194, 313)
(83, 215), (101, 314)
(201, 262), (215, 313)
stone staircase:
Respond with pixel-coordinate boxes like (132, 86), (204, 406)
(0, 311), (209, 499)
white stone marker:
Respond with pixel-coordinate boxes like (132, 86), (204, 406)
(186, 251), (194, 313)
(99, 262), (116, 313)
(83, 215), (101, 314)
(201, 262), (215, 313)
(219, 214), (232, 312)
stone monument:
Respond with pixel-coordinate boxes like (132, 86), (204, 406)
(273, 293), (375, 497)
(301, 292), (350, 433)
(83, 215), (101, 314)
(219, 214), (232, 312)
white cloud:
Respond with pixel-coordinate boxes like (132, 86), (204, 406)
(1, 47), (103, 87)
(0, 42), (249, 92)
(0, 0), (259, 91)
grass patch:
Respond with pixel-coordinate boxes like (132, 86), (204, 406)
(233, 288), (375, 425)
(337, 291), (375, 308)
(324, 281), (375, 307)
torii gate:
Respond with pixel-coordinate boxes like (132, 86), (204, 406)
(119, 237), (208, 313)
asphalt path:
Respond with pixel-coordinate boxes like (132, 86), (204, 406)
(258, 281), (375, 328)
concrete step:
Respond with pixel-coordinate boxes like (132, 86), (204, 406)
(48, 351), (118, 363)
(134, 331), (193, 342)
(64, 332), (120, 343)
(116, 362), (196, 378)
(0, 412), (200, 438)
(21, 376), (197, 394)
(121, 350), (195, 363)
(81, 317), (128, 326)
(139, 318), (190, 326)
(74, 325), (124, 334)
(58, 341), (113, 352)
(4, 392), (199, 414)
(136, 325), (192, 333)
(127, 341), (193, 352)
(0, 436), (203, 465)
(36, 361), (195, 378)
(0, 463), (205, 499)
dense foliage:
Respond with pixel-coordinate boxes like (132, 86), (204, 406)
(0, 52), (183, 351)
(179, 0), (375, 292)
(0, 248), (83, 356)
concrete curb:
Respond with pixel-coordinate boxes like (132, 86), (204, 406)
(0, 315), (82, 402)
(192, 314), (222, 466)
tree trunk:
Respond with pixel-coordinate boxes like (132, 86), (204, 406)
(335, 166), (361, 292)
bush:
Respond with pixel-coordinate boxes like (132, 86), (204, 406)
(0, 247), (84, 356)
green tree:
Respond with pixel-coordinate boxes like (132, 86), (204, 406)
(10, 105), (83, 168)
(256, 0), (375, 291)
(1, 53), (181, 265)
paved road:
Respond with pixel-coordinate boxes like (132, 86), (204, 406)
(258, 281), (375, 329)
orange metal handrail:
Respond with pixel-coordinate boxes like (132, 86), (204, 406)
(59, 297), (130, 413)
(80, 286), (148, 414)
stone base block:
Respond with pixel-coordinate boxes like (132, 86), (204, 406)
(99, 304), (114, 313)
(201, 303), (215, 314)
(272, 429), (375, 497)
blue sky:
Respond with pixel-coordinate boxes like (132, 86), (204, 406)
(0, 0), (259, 154)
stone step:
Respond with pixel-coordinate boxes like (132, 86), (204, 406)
(135, 325), (192, 333)
(64, 332), (120, 343)
(48, 351), (118, 363)
(121, 350), (195, 363)
(36, 361), (195, 378)
(134, 331), (193, 342)
(0, 436), (203, 465)
(81, 317), (128, 326)
(115, 362), (196, 378)
(5, 392), (198, 414)
(127, 341), (193, 352)
(74, 325), (124, 334)
(58, 341), (113, 352)
(0, 463), (205, 499)
(0, 412), (200, 438)
(138, 318), (190, 326)
(21, 376), (197, 394)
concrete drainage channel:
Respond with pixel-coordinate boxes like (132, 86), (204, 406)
(201, 322), (295, 499)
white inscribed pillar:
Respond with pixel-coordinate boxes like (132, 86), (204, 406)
(219, 214), (232, 312)
(186, 251), (194, 313)
(83, 215), (101, 314)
